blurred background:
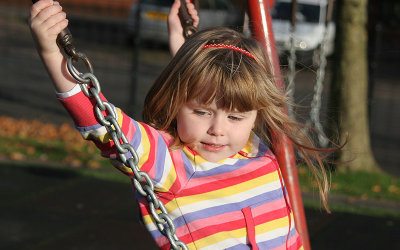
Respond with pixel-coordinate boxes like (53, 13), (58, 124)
(0, 0), (399, 249)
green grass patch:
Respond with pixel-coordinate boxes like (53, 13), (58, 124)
(298, 165), (400, 203)
(0, 135), (109, 169)
(330, 171), (400, 201)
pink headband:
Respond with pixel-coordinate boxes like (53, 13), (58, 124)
(201, 44), (256, 60)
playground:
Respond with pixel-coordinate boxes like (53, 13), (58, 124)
(0, 0), (399, 249)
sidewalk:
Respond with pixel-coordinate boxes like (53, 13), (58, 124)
(1, 161), (399, 250)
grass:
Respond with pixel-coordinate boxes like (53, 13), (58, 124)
(298, 165), (400, 217)
(297, 165), (400, 203)
(0, 116), (110, 169)
(1, 116), (399, 217)
(329, 170), (400, 201)
(0, 135), (109, 168)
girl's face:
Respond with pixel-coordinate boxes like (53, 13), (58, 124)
(176, 99), (257, 162)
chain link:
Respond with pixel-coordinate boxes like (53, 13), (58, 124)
(285, 26), (329, 148)
(66, 54), (188, 250)
(286, 27), (297, 119)
(309, 28), (330, 147)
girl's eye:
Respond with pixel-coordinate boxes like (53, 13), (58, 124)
(228, 115), (243, 121)
(194, 110), (208, 116)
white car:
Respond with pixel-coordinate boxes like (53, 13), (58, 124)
(127, 0), (243, 45)
(272, 0), (335, 66)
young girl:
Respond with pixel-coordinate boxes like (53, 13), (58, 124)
(30, 0), (331, 249)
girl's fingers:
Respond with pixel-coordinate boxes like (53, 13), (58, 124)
(29, 0), (67, 51)
(170, 0), (199, 28)
(30, 0), (54, 19)
(187, 2), (199, 27)
(32, 3), (64, 30)
(45, 11), (67, 34)
(35, 3), (63, 23)
(47, 17), (68, 35)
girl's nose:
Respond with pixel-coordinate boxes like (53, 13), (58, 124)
(207, 116), (225, 136)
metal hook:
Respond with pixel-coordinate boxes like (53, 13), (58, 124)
(177, 0), (197, 38)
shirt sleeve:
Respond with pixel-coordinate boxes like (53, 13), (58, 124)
(56, 87), (177, 191)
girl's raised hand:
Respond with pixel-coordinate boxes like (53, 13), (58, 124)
(29, 0), (68, 58)
(168, 0), (199, 57)
(29, 0), (77, 93)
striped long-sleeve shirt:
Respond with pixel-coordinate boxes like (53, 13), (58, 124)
(57, 85), (303, 250)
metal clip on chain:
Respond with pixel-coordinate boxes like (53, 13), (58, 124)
(31, 1), (187, 248)
(56, 28), (80, 61)
(178, 0), (197, 38)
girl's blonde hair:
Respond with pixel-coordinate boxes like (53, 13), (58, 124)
(144, 27), (334, 211)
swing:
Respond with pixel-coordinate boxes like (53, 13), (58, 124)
(285, 0), (335, 147)
(33, 0), (311, 249)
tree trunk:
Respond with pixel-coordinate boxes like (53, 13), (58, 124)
(330, 0), (380, 172)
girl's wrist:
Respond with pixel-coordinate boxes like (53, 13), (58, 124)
(169, 33), (185, 57)
(39, 49), (63, 62)
(40, 50), (77, 93)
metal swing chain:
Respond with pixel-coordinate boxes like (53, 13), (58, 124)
(308, 0), (335, 148)
(287, 32), (297, 119)
(66, 53), (188, 250)
(32, 0), (188, 243)
(309, 27), (329, 147)
(286, 0), (297, 119)
(31, 0), (190, 248)
(285, 0), (330, 147)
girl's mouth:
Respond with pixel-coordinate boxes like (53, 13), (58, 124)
(201, 142), (225, 152)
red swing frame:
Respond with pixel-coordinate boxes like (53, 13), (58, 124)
(246, 1), (311, 249)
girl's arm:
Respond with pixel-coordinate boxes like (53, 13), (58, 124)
(29, 1), (176, 183)
(167, 0), (199, 57)
(58, 88), (176, 187)
(29, 0), (76, 93)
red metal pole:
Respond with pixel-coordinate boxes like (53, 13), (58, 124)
(246, 1), (311, 249)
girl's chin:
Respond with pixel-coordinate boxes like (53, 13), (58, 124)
(188, 144), (234, 162)
(198, 150), (233, 163)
